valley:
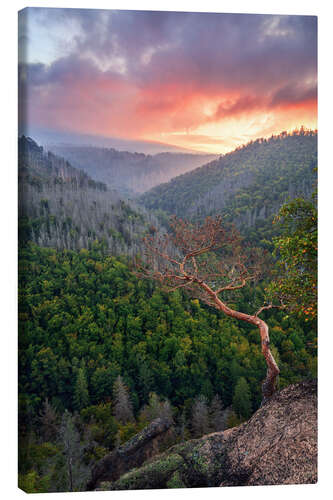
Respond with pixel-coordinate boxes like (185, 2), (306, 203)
(18, 130), (318, 492)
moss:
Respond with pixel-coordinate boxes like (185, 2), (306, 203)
(166, 471), (186, 489)
(99, 434), (229, 491)
(191, 450), (210, 475)
(110, 453), (184, 490)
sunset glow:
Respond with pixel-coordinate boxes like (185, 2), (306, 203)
(19, 9), (317, 154)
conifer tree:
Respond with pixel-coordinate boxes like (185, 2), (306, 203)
(232, 377), (252, 420)
(112, 375), (134, 424)
(73, 367), (89, 411)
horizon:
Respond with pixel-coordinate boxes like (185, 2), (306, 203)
(20, 125), (317, 158)
(19, 8), (317, 155)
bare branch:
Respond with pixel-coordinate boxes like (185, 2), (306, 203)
(216, 279), (247, 294)
(255, 302), (286, 317)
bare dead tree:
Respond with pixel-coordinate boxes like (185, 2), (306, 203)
(137, 216), (284, 403)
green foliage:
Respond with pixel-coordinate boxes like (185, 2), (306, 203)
(232, 377), (252, 420)
(19, 243), (316, 415)
(73, 367), (90, 411)
(267, 194), (317, 322)
(18, 243), (317, 490)
(141, 131), (317, 246)
(117, 422), (139, 444)
(19, 469), (51, 493)
(80, 402), (118, 450)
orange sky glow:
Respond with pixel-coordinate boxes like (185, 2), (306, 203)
(19, 9), (317, 154)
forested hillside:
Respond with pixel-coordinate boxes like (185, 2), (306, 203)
(48, 144), (216, 195)
(141, 130), (317, 243)
(18, 243), (317, 492)
(19, 136), (160, 256)
(18, 131), (318, 493)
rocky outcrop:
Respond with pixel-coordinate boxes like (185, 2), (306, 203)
(98, 380), (317, 490)
(87, 417), (174, 490)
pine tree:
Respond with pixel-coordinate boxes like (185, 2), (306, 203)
(73, 367), (89, 411)
(112, 375), (134, 424)
(232, 377), (252, 421)
(191, 395), (209, 438)
(138, 359), (154, 401)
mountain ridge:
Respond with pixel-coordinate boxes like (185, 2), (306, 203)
(18, 136), (161, 255)
(21, 127), (210, 155)
(47, 143), (217, 195)
(140, 130), (317, 243)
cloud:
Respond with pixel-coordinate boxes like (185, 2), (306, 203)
(270, 82), (317, 108)
(19, 9), (317, 152)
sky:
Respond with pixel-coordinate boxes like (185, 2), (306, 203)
(18, 8), (317, 154)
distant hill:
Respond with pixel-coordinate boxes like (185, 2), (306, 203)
(140, 130), (317, 243)
(18, 136), (160, 255)
(21, 127), (207, 154)
(47, 144), (217, 195)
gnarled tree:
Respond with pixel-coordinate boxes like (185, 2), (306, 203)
(137, 216), (283, 403)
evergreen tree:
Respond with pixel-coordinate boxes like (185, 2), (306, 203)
(113, 375), (134, 424)
(73, 367), (89, 411)
(232, 377), (252, 421)
(268, 192), (317, 321)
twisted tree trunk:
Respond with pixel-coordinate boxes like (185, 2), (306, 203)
(200, 282), (279, 402)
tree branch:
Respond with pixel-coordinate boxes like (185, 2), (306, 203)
(255, 302), (286, 317)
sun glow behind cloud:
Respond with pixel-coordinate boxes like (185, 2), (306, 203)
(156, 100), (317, 153)
(19, 8), (317, 154)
